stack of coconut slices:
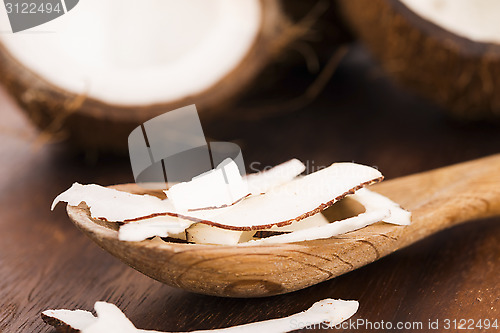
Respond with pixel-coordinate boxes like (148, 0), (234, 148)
(52, 159), (411, 245)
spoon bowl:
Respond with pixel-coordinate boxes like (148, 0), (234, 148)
(67, 155), (500, 297)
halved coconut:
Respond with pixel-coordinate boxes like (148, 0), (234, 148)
(339, 0), (500, 119)
(42, 299), (359, 332)
(0, 0), (289, 150)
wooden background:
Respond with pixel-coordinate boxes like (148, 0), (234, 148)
(0, 45), (499, 332)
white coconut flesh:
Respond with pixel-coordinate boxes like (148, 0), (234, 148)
(245, 206), (390, 245)
(52, 159), (411, 245)
(186, 223), (256, 246)
(0, 0), (261, 105)
(52, 161), (384, 227)
(52, 158), (306, 222)
(183, 162), (384, 229)
(166, 189), (409, 245)
(350, 188), (411, 225)
(118, 216), (191, 242)
(166, 158), (250, 211)
(51, 183), (175, 222)
(267, 211), (330, 232)
(244, 158), (306, 195)
(165, 158), (306, 212)
(42, 299), (359, 333)
(118, 210), (330, 245)
(400, 0), (500, 44)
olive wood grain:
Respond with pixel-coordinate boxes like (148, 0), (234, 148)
(66, 154), (500, 298)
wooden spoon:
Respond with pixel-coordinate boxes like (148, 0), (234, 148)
(67, 155), (500, 298)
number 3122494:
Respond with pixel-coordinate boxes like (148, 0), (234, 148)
(5, 2), (62, 14)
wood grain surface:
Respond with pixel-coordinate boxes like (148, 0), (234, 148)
(1, 45), (499, 332)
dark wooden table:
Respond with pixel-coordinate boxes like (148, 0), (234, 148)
(1, 45), (499, 332)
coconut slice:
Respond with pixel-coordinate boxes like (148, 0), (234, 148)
(52, 183), (175, 222)
(186, 223), (256, 245)
(245, 209), (390, 245)
(116, 159), (306, 244)
(117, 187), (411, 244)
(52, 158), (302, 221)
(179, 162), (383, 230)
(41, 309), (97, 332)
(53, 162), (383, 230)
(244, 158), (306, 195)
(166, 158), (249, 211)
(42, 299), (359, 333)
(42, 301), (137, 333)
(118, 216), (192, 242)
(350, 188), (411, 225)
(181, 188), (410, 245)
(247, 188), (410, 244)
(118, 209), (330, 244)
(266, 211), (330, 232)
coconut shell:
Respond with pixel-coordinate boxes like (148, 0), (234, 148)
(338, 0), (500, 119)
(280, 0), (353, 64)
(0, 0), (289, 152)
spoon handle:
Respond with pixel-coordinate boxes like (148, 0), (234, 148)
(374, 154), (500, 248)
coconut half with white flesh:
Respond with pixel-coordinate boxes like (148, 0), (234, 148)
(53, 159), (411, 245)
(339, 0), (500, 119)
(42, 299), (359, 333)
(0, 0), (293, 150)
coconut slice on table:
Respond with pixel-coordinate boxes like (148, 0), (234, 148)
(0, 0), (290, 150)
(42, 299), (359, 333)
(338, 0), (500, 119)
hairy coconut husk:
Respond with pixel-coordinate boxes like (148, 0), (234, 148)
(281, 0), (353, 66)
(338, 0), (500, 120)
